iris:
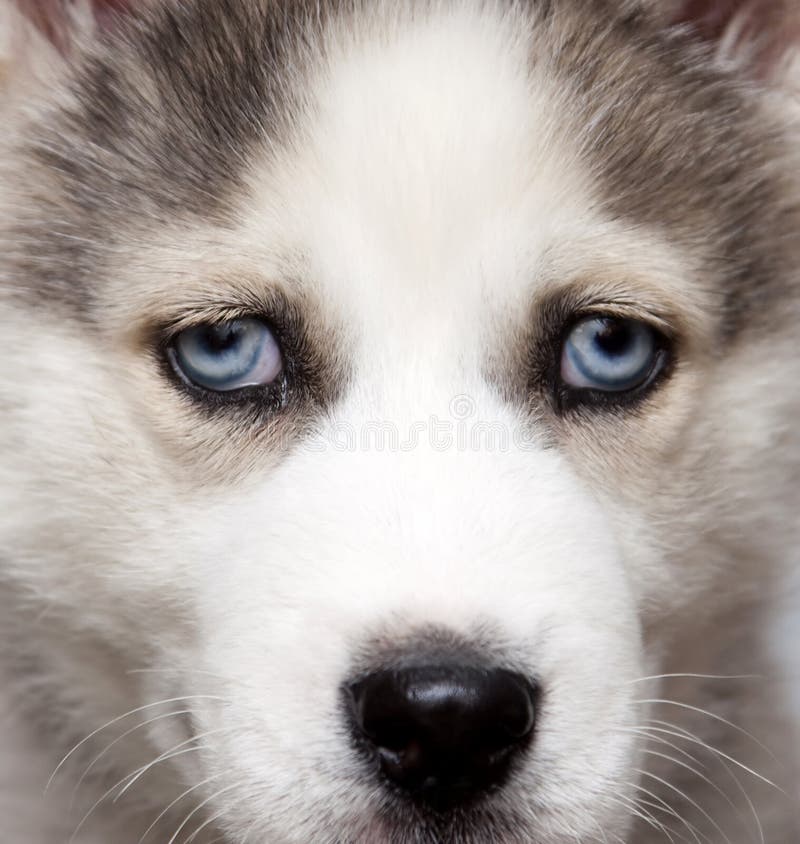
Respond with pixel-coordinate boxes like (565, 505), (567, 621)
(169, 318), (283, 392)
(561, 317), (661, 393)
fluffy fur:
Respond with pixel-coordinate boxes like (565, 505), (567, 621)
(0, 1), (798, 842)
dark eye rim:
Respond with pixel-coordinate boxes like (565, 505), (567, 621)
(554, 313), (674, 413)
(157, 313), (295, 410)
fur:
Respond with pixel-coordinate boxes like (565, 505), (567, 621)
(0, 1), (798, 842)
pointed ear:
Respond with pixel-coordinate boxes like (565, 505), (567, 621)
(0, 0), (135, 95)
(15, 0), (133, 54)
(668, 0), (800, 82)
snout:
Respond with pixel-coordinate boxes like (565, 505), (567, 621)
(193, 442), (642, 841)
(346, 657), (538, 811)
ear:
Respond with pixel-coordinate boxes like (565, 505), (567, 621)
(14, 0), (133, 53)
(667, 0), (800, 83)
(0, 0), (134, 96)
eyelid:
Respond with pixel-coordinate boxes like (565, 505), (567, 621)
(568, 305), (675, 338)
(140, 281), (304, 346)
(158, 307), (268, 343)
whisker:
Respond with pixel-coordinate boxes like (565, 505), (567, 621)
(639, 720), (766, 843)
(71, 707), (194, 807)
(636, 768), (732, 844)
(639, 748), (751, 839)
(69, 742), (211, 844)
(139, 773), (221, 844)
(621, 726), (708, 768)
(642, 721), (784, 792)
(581, 809), (607, 844)
(47, 695), (227, 792)
(183, 799), (244, 844)
(241, 817), (259, 844)
(626, 782), (708, 844)
(636, 699), (779, 763)
(609, 793), (679, 843)
(640, 798), (703, 844)
(114, 728), (228, 803)
(585, 806), (622, 844)
(624, 780), (705, 844)
(627, 674), (760, 685)
(167, 783), (240, 844)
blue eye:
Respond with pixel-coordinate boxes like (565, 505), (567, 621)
(560, 316), (663, 393)
(168, 318), (283, 392)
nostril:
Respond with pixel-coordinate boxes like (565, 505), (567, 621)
(347, 664), (538, 810)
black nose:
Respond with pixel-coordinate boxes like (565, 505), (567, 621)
(347, 664), (537, 810)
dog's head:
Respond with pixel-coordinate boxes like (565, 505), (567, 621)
(1, 1), (798, 842)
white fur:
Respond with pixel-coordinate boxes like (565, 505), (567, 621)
(0, 2), (798, 843)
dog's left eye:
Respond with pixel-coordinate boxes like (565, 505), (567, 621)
(560, 316), (665, 395)
(168, 318), (283, 392)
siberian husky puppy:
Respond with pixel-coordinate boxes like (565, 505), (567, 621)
(0, 1), (798, 842)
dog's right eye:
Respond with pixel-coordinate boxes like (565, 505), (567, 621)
(167, 318), (284, 392)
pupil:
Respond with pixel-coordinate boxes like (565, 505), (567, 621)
(594, 321), (632, 356)
(205, 323), (241, 354)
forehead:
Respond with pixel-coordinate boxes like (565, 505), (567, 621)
(227, 1), (720, 369)
(240, 5), (600, 320)
(8, 0), (792, 331)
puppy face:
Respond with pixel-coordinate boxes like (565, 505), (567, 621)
(1, 1), (798, 842)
